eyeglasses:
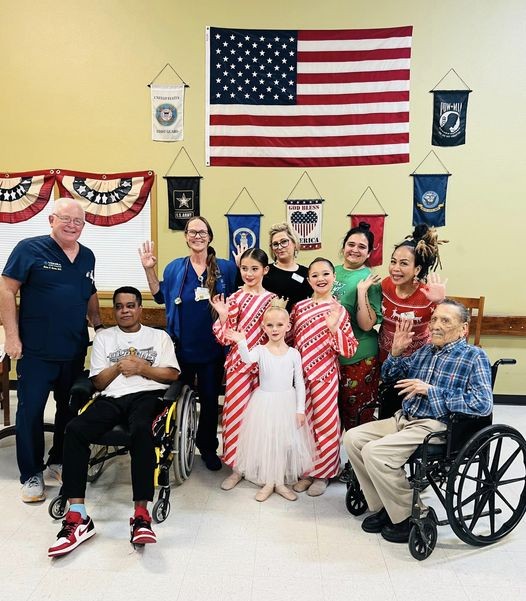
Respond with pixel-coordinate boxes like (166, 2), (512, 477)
(53, 214), (85, 227)
(271, 239), (290, 250)
(187, 229), (209, 238)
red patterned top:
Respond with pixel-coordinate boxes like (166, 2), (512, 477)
(378, 277), (435, 362)
(291, 297), (358, 382)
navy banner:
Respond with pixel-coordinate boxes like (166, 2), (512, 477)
(432, 90), (471, 146)
(165, 176), (201, 230)
(227, 214), (261, 260)
(412, 174), (450, 227)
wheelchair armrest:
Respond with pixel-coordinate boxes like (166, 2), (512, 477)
(162, 380), (183, 403)
(446, 412), (493, 456)
(69, 371), (96, 413)
(491, 358), (516, 389)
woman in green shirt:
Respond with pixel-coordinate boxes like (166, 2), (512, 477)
(334, 222), (383, 432)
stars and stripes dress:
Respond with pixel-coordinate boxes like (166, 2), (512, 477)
(213, 289), (276, 468)
(291, 298), (358, 478)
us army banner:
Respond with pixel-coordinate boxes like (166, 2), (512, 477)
(166, 176), (201, 230)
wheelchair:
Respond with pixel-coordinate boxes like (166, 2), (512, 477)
(48, 375), (198, 524)
(345, 358), (526, 560)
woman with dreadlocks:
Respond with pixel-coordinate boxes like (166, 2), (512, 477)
(378, 225), (447, 363)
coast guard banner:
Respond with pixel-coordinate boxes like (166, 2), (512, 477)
(412, 174), (450, 227)
(151, 84), (185, 141)
(286, 199), (323, 250)
(432, 90), (471, 146)
(349, 214), (385, 267)
(165, 176), (201, 230)
(227, 214), (261, 260)
(0, 169), (55, 223)
(56, 169), (154, 226)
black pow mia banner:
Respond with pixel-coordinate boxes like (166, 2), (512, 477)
(165, 176), (201, 230)
(432, 90), (471, 146)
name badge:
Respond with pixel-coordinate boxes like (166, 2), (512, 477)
(291, 273), (304, 283)
(195, 286), (211, 302)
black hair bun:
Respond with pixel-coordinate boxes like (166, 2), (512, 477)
(412, 224), (429, 241)
(358, 221), (371, 231)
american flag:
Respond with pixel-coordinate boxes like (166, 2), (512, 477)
(206, 26), (412, 167)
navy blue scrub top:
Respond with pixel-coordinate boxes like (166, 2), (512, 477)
(178, 266), (223, 364)
(2, 235), (96, 361)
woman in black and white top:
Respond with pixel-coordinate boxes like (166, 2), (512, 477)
(263, 223), (312, 312)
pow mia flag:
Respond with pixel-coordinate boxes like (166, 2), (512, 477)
(165, 176), (201, 230)
(432, 90), (471, 146)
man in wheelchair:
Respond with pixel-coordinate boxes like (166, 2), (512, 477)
(344, 298), (492, 544)
(48, 286), (180, 557)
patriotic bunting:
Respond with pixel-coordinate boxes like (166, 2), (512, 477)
(286, 199), (323, 249)
(0, 170), (55, 223)
(55, 169), (154, 227)
(206, 25), (412, 167)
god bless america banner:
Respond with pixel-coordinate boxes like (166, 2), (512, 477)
(56, 169), (154, 226)
(286, 199), (323, 249)
(0, 170), (55, 223)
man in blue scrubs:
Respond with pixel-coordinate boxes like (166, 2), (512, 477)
(0, 198), (102, 502)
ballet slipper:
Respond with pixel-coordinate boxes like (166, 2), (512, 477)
(307, 478), (329, 497)
(220, 472), (242, 491)
(293, 478), (313, 493)
(275, 485), (297, 501)
(255, 483), (274, 502)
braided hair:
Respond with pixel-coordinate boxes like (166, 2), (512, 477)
(394, 225), (448, 281)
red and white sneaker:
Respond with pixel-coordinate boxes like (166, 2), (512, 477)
(48, 511), (96, 557)
(130, 510), (157, 545)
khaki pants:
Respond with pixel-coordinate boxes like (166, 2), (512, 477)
(343, 410), (446, 524)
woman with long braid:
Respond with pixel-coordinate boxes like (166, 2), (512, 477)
(139, 217), (237, 471)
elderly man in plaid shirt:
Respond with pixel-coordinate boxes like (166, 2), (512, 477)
(344, 298), (493, 544)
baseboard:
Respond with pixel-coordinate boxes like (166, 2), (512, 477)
(493, 394), (526, 406)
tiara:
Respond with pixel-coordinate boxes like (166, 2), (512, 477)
(269, 297), (288, 309)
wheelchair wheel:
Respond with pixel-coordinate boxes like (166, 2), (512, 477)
(48, 495), (68, 520)
(345, 478), (367, 516)
(152, 498), (171, 523)
(409, 513), (438, 561)
(87, 444), (107, 483)
(172, 385), (198, 485)
(446, 424), (526, 546)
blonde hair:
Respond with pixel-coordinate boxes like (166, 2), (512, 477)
(268, 222), (300, 261)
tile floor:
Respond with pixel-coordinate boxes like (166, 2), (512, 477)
(1, 394), (526, 601)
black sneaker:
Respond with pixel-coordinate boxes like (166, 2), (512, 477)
(130, 513), (157, 545)
(201, 452), (222, 471)
(48, 511), (96, 557)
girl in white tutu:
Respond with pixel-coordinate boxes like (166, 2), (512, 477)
(225, 305), (316, 502)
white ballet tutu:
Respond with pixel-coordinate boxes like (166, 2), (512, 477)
(234, 387), (317, 486)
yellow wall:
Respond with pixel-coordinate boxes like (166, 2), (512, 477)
(1, 0), (525, 393)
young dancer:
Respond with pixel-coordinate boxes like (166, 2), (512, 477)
(210, 248), (276, 491)
(378, 225), (447, 362)
(291, 258), (358, 496)
(225, 305), (316, 502)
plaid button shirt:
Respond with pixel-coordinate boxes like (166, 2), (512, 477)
(381, 338), (493, 423)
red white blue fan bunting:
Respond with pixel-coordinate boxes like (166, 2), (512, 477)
(55, 169), (154, 227)
(0, 169), (55, 223)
